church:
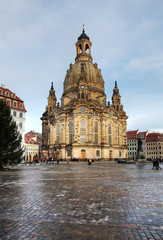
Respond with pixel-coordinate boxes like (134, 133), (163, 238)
(41, 27), (128, 161)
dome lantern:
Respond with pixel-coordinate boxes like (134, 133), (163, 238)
(75, 25), (92, 62)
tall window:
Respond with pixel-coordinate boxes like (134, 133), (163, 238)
(69, 121), (73, 144)
(56, 124), (60, 144)
(81, 92), (84, 99)
(13, 101), (17, 107)
(67, 150), (71, 157)
(117, 126), (120, 145)
(96, 150), (100, 157)
(94, 121), (98, 144)
(80, 119), (86, 143)
(6, 100), (10, 106)
(5, 91), (9, 97)
(108, 123), (112, 145)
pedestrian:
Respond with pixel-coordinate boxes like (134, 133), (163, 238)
(88, 158), (92, 165)
(153, 159), (157, 169)
(156, 158), (161, 170)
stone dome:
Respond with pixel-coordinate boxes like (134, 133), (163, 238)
(63, 60), (105, 96)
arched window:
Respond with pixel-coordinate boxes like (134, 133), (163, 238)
(80, 119), (86, 143)
(69, 121), (73, 144)
(96, 150), (100, 157)
(108, 123), (112, 145)
(94, 121), (98, 144)
(81, 92), (84, 99)
(85, 44), (89, 54)
(79, 44), (82, 54)
(56, 124), (60, 144)
(108, 123), (111, 134)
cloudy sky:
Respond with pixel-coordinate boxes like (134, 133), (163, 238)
(0, 0), (163, 133)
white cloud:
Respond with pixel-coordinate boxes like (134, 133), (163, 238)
(125, 54), (163, 73)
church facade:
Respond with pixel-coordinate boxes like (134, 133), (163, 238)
(41, 28), (128, 160)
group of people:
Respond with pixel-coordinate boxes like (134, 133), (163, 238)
(153, 158), (161, 170)
(45, 157), (62, 164)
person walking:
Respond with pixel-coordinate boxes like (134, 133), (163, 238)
(88, 158), (92, 165)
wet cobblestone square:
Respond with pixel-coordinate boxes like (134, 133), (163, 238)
(0, 162), (163, 239)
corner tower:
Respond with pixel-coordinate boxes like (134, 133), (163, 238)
(48, 82), (57, 111)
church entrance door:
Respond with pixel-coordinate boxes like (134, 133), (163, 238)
(81, 149), (86, 160)
(109, 150), (112, 159)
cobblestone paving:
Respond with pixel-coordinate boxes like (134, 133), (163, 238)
(0, 162), (163, 240)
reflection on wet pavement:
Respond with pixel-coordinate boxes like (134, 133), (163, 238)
(0, 162), (163, 239)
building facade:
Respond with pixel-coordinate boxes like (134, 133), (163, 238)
(41, 29), (128, 160)
(24, 135), (40, 162)
(25, 131), (42, 158)
(0, 84), (26, 145)
(127, 130), (148, 159)
(146, 133), (163, 160)
(127, 130), (139, 160)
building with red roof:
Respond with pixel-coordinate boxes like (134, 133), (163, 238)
(24, 135), (39, 162)
(127, 130), (163, 160)
(146, 132), (163, 160)
(127, 130), (148, 159)
(25, 131), (42, 158)
(127, 130), (139, 159)
(0, 84), (26, 146)
(137, 131), (148, 158)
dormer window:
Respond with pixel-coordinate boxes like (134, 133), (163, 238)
(5, 91), (9, 97)
(19, 103), (23, 109)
